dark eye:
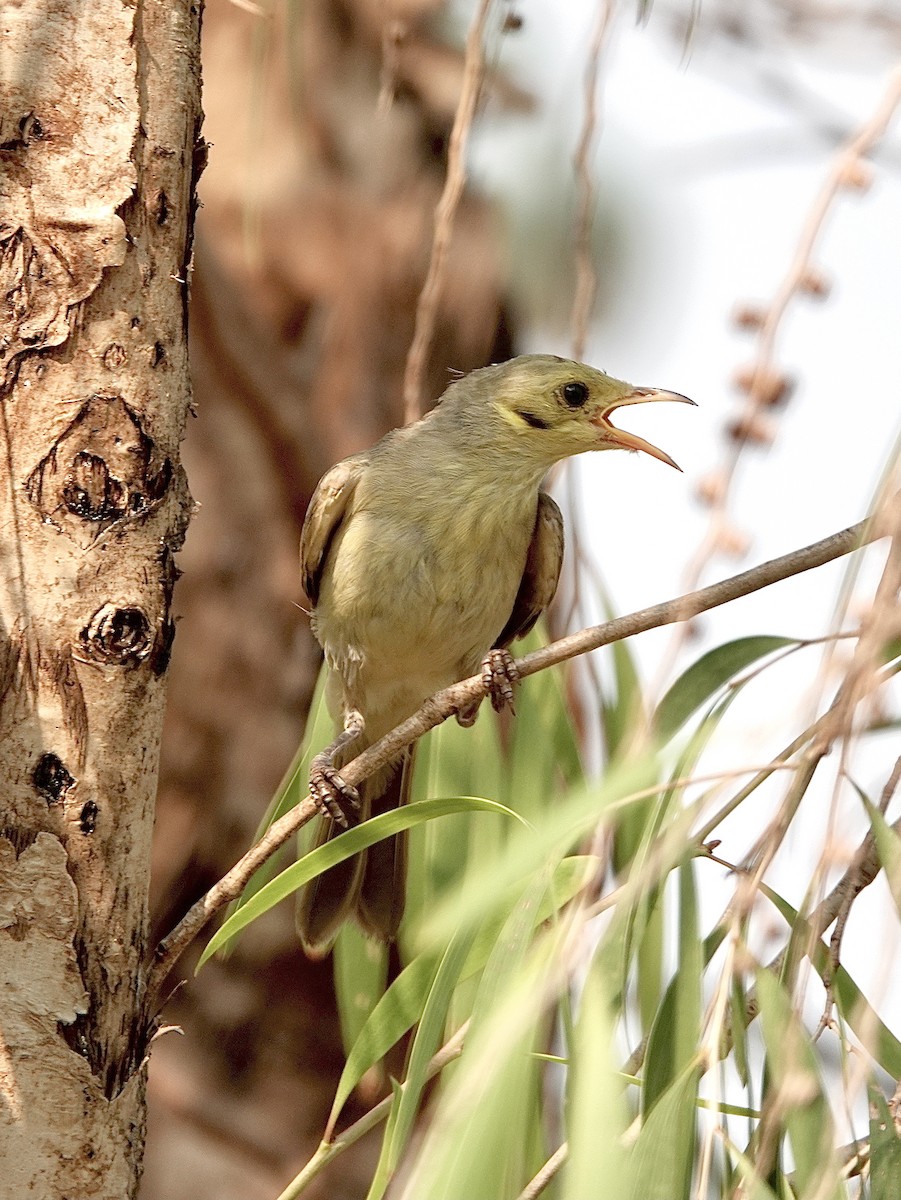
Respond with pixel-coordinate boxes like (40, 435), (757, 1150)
(562, 381), (589, 408)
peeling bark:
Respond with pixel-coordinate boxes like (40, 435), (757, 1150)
(0, 0), (202, 1193)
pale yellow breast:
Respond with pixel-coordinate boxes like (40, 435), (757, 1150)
(313, 465), (539, 730)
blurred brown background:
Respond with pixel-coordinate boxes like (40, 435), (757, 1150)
(142, 3), (513, 1196)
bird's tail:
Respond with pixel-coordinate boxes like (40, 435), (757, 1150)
(296, 748), (414, 958)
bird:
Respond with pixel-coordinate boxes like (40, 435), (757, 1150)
(296, 353), (692, 954)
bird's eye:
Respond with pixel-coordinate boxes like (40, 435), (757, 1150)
(562, 381), (589, 408)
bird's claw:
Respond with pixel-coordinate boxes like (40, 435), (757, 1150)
(481, 648), (519, 714)
(310, 763), (361, 828)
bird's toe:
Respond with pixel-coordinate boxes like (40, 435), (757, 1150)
(481, 648), (520, 714)
(310, 764), (361, 828)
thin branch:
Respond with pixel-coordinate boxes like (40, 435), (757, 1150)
(148, 506), (882, 1000)
(813, 755), (901, 969)
(273, 1022), (468, 1200)
(570, 1), (615, 361)
(515, 1142), (569, 1200)
(402, 0), (494, 423)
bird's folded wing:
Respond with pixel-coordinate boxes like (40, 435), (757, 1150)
(300, 455), (368, 604)
(495, 490), (565, 649)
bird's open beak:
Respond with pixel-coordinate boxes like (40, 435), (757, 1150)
(591, 387), (695, 471)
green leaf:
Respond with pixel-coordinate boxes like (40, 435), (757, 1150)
(508, 636), (584, 822)
(224, 669), (333, 923)
(586, 578), (646, 761)
(562, 959), (630, 1199)
(629, 1059), (702, 1200)
(721, 1136), (781, 1200)
(755, 968), (843, 1200)
(365, 1077), (404, 1200)
(333, 924), (388, 1058)
(327, 952), (438, 1139)
(869, 1086), (901, 1200)
(601, 627), (646, 760)
(376, 929), (477, 1198)
(626, 692), (735, 1029)
(199, 796), (524, 966)
(758, 880), (901, 1078)
(654, 636), (796, 742)
(859, 792), (901, 920)
(730, 972), (751, 1089)
(643, 862), (701, 1115)
(636, 893), (664, 1034)
(394, 927), (559, 1200)
(269, 666), (332, 830)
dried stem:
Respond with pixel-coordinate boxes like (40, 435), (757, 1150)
(514, 1142), (569, 1200)
(814, 755), (901, 1035)
(402, 0), (494, 422)
(273, 1022), (468, 1200)
(570, 1), (615, 361)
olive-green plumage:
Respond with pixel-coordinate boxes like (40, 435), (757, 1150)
(297, 354), (691, 954)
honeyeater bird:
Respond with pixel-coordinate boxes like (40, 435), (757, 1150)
(297, 354), (692, 954)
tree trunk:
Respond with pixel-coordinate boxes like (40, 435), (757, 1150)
(0, 0), (202, 1194)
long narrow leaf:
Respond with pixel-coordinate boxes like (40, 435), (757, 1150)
(199, 796), (524, 965)
(643, 862), (702, 1115)
(333, 924), (388, 1058)
(374, 930), (477, 1199)
(869, 1085), (901, 1200)
(654, 636), (796, 742)
(629, 1059), (703, 1200)
(758, 880), (901, 1078)
(756, 968), (844, 1200)
(563, 959), (631, 1199)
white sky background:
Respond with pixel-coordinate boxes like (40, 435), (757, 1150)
(462, 0), (901, 1128)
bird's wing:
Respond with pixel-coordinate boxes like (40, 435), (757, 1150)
(300, 455), (368, 605)
(495, 491), (565, 649)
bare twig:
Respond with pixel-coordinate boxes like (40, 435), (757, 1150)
(816, 756), (901, 1033)
(149, 507), (881, 999)
(515, 1142), (569, 1200)
(273, 1022), (468, 1200)
(570, 1), (615, 361)
(402, 0), (494, 422)
(560, 0), (616, 715)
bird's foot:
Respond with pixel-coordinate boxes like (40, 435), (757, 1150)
(310, 759), (361, 828)
(481, 648), (520, 715)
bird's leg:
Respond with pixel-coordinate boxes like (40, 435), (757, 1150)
(310, 709), (365, 828)
(456, 648), (521, 727)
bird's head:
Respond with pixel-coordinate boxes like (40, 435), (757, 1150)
(475, 354), (694, 471)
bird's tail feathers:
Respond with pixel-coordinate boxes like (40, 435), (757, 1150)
(296, 748), (414, 957)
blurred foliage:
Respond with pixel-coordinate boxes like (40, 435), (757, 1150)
(207, 607), (901, 1200)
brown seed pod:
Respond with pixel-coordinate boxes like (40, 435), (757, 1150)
(838, 159), (873, 191)
(695, 471), (727, 507)
(798, 269), (830, 299)
(725, 410), (776, 446)
(715, 524), (751, 559)
(732, 303), (766, 331)
(733, 366), (793, 408)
